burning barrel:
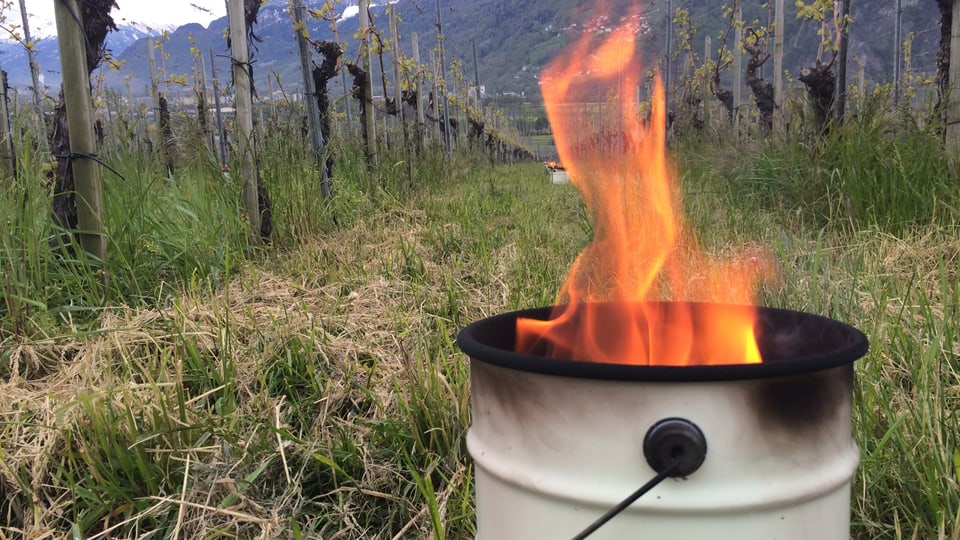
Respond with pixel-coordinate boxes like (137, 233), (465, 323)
(457, 302), (868, 539)
(462, 2), (871, 537)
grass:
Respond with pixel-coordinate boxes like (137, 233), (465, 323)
(1, 96), (959, 538)
(676, 124), (960, 538)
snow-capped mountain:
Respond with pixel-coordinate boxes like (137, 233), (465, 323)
(0, 21), (167, 89)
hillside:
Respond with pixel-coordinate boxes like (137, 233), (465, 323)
(2, 0), (941, 101)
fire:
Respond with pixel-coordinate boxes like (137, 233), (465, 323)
(543, 160), (565, 171)
(516, 4), (770, 366)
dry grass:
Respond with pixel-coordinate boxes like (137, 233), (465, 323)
(0, 180), (536, 537)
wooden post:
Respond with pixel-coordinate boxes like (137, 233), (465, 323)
(293, 0), (331, 198)
(148, 37), (161, 133)
(326, 0), (352, 130)
(382, 109), (389, 151)
(857, 64), (867, 107)
(433, 65), (441, 141)
(703, 36), (712, 131)
(411, 32), (425, 150)
(197, 53), (216, 157)
(664, 0), (672, 134)
(773, 0), (785, 131)
(390, 5), (406, 145)
(103, 91), (114, 142)
(732, 3), (742, 134)
(257, 100), (265, 138)
(835, 0), (850, 122)
(893, 0), (903, 105)
(435, 0), (452, 155)
(227, 0), (261, 244)
(472, 39), (481, 108)
(209, 49), (228, 169)
(125, 79), (138, 154)
(20, 0), (48, 152)
(359, 0), (378, 166)
(53, 0), (107, 261)
(946, 0), (960, 153)
(0, 66), (15, 179)
(147, 35), (169, 169)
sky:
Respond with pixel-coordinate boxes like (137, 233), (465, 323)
(12, 0), (227, 35)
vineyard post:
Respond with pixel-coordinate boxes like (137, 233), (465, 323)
(472, 40), (481, 108)
(703, 36), (712, 131)
(124, 79), (139, 155)
(104, 91), (114, 142)
(411, 32), (425, 150)
(434, 0), (452, 156)
(227, 0), (261, 245)
(124, 79), (134, 122)
(835, 0), (850, 122)
(326, 1), (352, 131)
(893, 0), (902, 105)
(267, 76), (276, 121)
(946, 0), (960, 152)
(147, 36), (166, 167)
(198, 53), (216, 156)
(389, 6), (408, 157)
(257, 99), (265, 136)
(19, 0), (48, 152)
(382, 106), (389, 151)
(857, 64), (867, 105)
(53, 0), (107, 262)
(293, 0), (331, 199)
(0, 66), (15, 178)
(432, 63), (441, 142)
(472, 39), (483, 151)
(359, 0), (378, 166)
(773, 0), (784, 131)
(732, 3), (742, 135)
(209, 49), (228, 169)
(148, 37), (160, 129)
(664, 0), (672, 136)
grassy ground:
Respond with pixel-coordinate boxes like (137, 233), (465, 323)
(1, 104), (959, 538)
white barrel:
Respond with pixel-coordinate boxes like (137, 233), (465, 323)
(459, 304), (868, 540)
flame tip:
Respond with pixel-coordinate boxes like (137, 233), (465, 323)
(520, 2), (768, 367)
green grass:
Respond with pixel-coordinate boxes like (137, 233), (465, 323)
(1, 96), (959, 539)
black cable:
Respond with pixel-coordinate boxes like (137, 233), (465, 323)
(55, 152), (126, 183)
(570, 457), (682, 540)
(230, 58), (258, 69)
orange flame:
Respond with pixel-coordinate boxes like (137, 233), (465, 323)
(517, 4), (770, 366)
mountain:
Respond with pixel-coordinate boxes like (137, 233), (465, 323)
(0, 22), (164, 88)
(1, 0), (942, 103)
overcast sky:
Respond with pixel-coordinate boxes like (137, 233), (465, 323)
(12, 1), (227, 34)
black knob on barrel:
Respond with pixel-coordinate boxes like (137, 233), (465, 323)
(643, 417), (707, 477)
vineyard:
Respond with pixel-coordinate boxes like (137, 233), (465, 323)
(1, 0), (959, 538)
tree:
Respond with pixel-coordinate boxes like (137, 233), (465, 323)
(672, 7), (706, 132)
(795, 0), (848, 132)
(742, 26), (774, 133)
(311, 40), (342, 187)
(710, 1), (740, 124)
(534, 114), (549, 134)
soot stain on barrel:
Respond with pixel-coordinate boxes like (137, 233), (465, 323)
(471, 360), (549, 432)
(750, 364), (853, 435)
(751, 307), (859, 437)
